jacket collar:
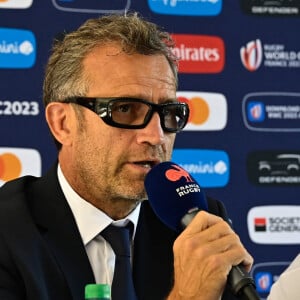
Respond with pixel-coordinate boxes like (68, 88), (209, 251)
(30, 164), (95, 300)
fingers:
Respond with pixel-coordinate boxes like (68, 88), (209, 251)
(183, 210), (225, 235)
(180, 211), (253, 269)
(207, 232), (253, 273)
(170, 211), (254, 300)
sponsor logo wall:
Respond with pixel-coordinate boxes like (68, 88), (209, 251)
(0, 147), (41, 186)
(0, 0), (32, 9)
(1, 2), (299, 298)
(248, 206), (300, 244)
(251, 262), (291, 300)
(0, 28), (36, 68)
(172, 149), (229, 188)
(172, 34), (225, 73)
(240, 39), (300, 71)
(177, 91), (227, 130)
(243, 92), (300, 131)
(148, 0), (222, 16)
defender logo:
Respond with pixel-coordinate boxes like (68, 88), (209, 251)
(240, 0), (300, 16)
(247, 151), (300, 186)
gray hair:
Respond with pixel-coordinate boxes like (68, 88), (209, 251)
(43, 12), (178, 106)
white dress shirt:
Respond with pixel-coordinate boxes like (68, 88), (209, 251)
(57, 165), (141, 285)
(267, 253), (300, 300)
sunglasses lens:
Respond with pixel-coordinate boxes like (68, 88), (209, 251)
(163, 104), (188, 131)
(110, 100), (150, 126)
(109, 100), (188, 132)
(66, 97), (189, 132)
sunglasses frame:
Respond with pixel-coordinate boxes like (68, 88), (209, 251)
(63, 97), (189, 133)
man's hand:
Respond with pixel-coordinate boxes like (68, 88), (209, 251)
(167, 211), (253, 300)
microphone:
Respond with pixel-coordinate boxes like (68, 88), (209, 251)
(144, 161), (260, 300)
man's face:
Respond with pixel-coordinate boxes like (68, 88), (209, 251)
(65, 45), (177, 209)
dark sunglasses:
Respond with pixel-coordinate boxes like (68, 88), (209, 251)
(63, 97), (189, 133)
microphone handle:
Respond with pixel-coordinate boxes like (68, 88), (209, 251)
(181, 210), (260, 300)
(228, 265), (260, 300)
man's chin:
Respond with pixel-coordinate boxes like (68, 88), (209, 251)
(115, 187), (147, 203)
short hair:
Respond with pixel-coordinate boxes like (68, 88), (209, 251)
(43, 12), (178, 107)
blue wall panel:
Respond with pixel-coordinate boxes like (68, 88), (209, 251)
(1, 1), (300, 298)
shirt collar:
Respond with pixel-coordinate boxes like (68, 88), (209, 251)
(57, 164), (141, 246)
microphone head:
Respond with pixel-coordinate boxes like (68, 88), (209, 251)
(145, 161), (208, 232)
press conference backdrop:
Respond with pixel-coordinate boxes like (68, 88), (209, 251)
(1, 1), (300, 298)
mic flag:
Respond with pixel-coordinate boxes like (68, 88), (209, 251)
(144, 161), (208, 232)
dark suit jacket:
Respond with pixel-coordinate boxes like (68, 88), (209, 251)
(0, 164), (238, 300)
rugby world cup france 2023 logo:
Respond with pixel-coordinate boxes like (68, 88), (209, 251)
(240, 39), (263, 72)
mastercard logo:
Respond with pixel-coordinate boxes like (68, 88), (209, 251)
(177, 91), (227, 131)
(0, 153), (22, 181)
(0, 0), (33, 8)
(0, 148), (41, 186)
(178, 96), (210, 125)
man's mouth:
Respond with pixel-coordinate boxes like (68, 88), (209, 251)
(132, 160), (160, 169)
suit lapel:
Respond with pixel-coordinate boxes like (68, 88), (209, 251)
(30, 165), (95, 300)
(26, 165), (229, 300)
(133, 201), (178, 300)
(132, 198), (229, 300)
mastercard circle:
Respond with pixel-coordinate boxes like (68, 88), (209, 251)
(0, 153), (22, 182)
(178, 96), (210, 125)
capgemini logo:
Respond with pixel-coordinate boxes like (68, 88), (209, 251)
(162, 0), (220, 7)
(0, 28), (36, 68)
(19, 40), (34, 55)
(240, 39), (263, 71)
(162, 0), (177, 7)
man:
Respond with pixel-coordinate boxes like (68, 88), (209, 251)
(0, 13), (253, 299)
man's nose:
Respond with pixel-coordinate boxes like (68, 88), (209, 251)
(136, 112), (165, 145)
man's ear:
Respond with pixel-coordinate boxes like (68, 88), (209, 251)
(45, 102), (74, 146)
